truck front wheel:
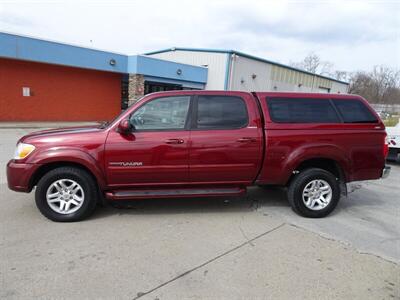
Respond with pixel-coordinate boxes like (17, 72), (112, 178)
(287, 168), (340, 218)
(35, 167), (98, 222)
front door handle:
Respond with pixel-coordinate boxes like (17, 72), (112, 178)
(237, 137), (257, 143)
(165, 138), (184, 144)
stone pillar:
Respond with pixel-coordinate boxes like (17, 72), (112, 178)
(128, 74), (145, 106)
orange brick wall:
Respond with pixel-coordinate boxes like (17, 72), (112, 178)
(0, 58), (122, 121)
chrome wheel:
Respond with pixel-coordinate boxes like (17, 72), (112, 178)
(302, 179), (332, 211)
(46, 179), (85, 214)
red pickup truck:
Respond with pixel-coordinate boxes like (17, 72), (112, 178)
(7, 91), (390, 222)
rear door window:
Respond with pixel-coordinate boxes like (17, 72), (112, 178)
(267, 98), (340, 123)
(194, 96), (248, 129)
(332, 99), (378, 123)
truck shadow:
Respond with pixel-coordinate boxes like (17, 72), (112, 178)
(91, 181), (386, 220)
(92, 186), (290, 220)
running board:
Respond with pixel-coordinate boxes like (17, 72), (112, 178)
(105, 187), (246, 200)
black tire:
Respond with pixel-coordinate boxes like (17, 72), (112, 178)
(287, 168), (340, 218)
(35, 167), (98, 222)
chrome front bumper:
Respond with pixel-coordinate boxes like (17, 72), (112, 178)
(381, 166), (391, 179)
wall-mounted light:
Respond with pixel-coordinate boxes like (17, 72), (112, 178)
(176, 69), (182, 75)
(109, 59), (116, 66)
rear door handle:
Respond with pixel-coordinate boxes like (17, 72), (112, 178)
(165, 138), (184, 144)
(237, 137), (257, 143)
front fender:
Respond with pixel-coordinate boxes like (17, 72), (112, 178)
(28, 147), (106, 189)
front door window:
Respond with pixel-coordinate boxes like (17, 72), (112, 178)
(130, 96), (190, 130)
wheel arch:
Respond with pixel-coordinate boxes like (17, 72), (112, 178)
(29, 161), (104, 192)
(28, 147), (107, 191)
(287, 157), (347, 186)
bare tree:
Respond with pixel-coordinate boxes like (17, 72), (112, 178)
(302, 52), (320, 73)
(291, 53), (399, 104)
(349, 66), (400, 104)
(332, 70), (349, 82)
(290, 52), (333, 75)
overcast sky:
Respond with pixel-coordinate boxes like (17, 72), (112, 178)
(0, 0), (399, 72)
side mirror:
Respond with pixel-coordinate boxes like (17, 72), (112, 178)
(118, 119), (133, 134)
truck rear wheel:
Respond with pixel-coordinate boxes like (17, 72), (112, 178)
(287, 168), (340, 218)
(35, 167), (98, 222)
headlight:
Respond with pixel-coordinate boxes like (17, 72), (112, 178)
(14, 143), (36, 160)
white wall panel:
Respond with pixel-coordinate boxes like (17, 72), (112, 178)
(147, 50), (226, 90)
(330, 81), (349, 93)
(229, 54), (272, 91)
(230, 54), (349, 93)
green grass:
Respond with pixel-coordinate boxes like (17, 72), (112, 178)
(383, 117), (399, 127)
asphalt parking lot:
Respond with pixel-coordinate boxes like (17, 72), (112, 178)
(0, 127), (399, 299)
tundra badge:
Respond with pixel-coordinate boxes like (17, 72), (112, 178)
(109, 162), (143, 167)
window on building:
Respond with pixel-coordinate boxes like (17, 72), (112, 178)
(333, 99), (378, 123)
(267, 98), (340, 123)
(22, 87), (31, 97)
(195, 96), (248, 129)
(144, 81), (182, 94)
(130, 96), (190, 130)
(318, 87), (331, 93)
(121, 76), (129, 110)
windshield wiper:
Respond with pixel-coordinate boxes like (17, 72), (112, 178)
(99, 121), (109, 128)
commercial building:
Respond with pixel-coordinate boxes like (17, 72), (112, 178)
(0, 32), (349, 122)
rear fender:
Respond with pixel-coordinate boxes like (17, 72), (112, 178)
(282, 144), (351, 183)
